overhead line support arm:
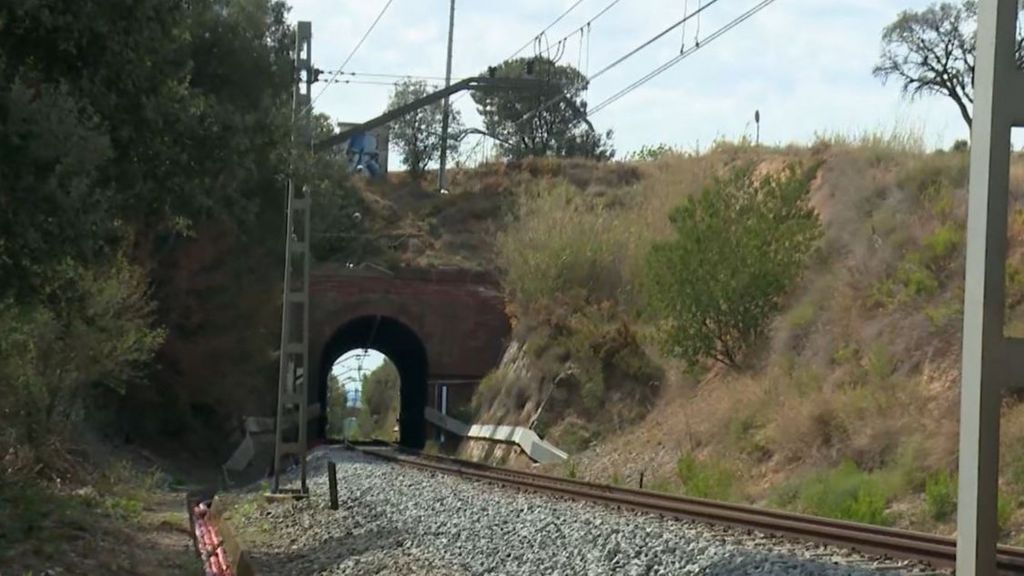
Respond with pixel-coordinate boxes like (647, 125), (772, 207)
(313, 76), (549, 153)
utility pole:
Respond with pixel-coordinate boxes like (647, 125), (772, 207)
(437, 0), (456, 192)
(272, 20), (314, 496)
(956, 0), (1024, 573)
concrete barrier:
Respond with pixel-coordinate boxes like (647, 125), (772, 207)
(424, 407), (568, 464)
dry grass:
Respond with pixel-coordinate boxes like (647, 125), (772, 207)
(366, 139), (1024, 537)
(465, 139), (1024, 538)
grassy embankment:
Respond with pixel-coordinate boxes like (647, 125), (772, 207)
(464, 134), (1024, 543)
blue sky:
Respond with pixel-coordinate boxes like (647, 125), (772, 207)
(287, 0), (966, 163)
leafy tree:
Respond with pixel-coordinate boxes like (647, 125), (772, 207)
(325, 373), (350, 438)
(128, 0), (302, 446)
(0, 0), (305, 459)
(304, 113), (390, 265)
(471, 57), (614, 160)
(358, 361), (400, 439)
(387, 79), (462, 178)
(873, 0), (1024, 129)
(644, 164), (822, 368)
(0, 256), (164, 461)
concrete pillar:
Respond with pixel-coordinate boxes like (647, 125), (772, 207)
(956, 1), (1024, 573)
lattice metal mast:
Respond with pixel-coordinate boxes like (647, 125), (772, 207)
(272, 20), (314, 495)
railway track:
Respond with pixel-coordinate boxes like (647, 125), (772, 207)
(349, 443), (1024, 574)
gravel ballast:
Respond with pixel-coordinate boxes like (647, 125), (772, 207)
(233, 448), (943, 576)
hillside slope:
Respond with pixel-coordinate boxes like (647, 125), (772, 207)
(462, 141), (1024, 543)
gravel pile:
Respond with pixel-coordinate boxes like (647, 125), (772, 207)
(237, 448), (945, 576)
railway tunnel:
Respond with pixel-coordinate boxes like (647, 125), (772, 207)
(308, 265), (510, 449)
(318, 315), (428, 448)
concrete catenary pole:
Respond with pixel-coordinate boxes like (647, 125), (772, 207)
(437, 0), (456, 192)
(956, 0), (1024, 573)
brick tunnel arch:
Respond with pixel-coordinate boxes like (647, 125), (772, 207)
(318, 315), (428, 449)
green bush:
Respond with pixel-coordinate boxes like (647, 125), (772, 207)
(358, 362), (400, 439)
(796, 461), (891, 525)
(676, 454), (736, 501)
(922, 223), (962, 264)
(924, 471), (957, 521)
(0, 257), (164, 465)
(104, 496), (144, 520)
(644, 163), (822, 367)
(896, 257), (940, 298)
(875, 223), (961, 308)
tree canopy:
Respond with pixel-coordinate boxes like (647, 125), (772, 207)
(0, 0), (322, 460)
(644, 164), (821, 368)
(471, 57), (614, 160)
(387, 79), (463, 178)
(358, 361), (400, 440)
(873, 0), (1024, 129)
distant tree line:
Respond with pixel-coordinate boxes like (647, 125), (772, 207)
(325, 362), (400, 441)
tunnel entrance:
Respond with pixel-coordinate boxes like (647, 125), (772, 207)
(318, 316), (428, 449)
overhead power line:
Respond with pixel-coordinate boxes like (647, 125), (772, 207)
(588, 0), (778, 117)
(542, 0), (624, 61)
(320, 70), (465, 82)
(322, 78), (444, 89)
(450, 0), (623, 107)
(505, 0), (587, 62)
(587, 0), (720, 84)
(308, 0), (397, 111)
(516, 0), (720, 126)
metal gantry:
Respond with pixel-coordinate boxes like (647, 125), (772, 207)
(272, 20), (314, 495)
(957, 1), (1024, 573)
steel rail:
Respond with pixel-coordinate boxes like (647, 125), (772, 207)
(351, 445), (1024, 573)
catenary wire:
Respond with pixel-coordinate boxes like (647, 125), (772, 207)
(514, 0), (721, 126)
(307, 0), (397, 112)
(588, 0), (778, 117)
